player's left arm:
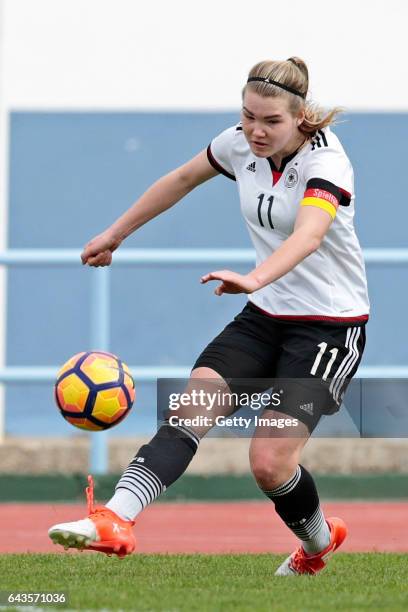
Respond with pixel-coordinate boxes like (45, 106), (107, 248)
(201, 205), (333, 295)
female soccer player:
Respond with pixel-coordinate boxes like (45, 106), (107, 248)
(49, 57), (369, 575)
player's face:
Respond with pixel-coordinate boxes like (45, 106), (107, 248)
(241, 90), (304, 158)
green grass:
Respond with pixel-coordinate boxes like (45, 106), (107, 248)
(0, 554), (407, 611)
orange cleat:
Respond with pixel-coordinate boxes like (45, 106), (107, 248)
(275, 517), (347, 576)
(48, 475), (136, 558)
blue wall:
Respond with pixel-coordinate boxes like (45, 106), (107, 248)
(6, 112), (408, 436)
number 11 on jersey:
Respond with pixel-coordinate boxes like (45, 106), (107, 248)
(257, 193), (274, 229)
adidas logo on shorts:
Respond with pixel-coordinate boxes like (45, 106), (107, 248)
(299, 402), (314, 416)
(246, 161), (256, 172)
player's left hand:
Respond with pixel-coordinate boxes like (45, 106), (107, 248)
(200, 270), (260, 296)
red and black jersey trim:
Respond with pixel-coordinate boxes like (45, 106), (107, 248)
(339, 187), (351, 207)
(206, 144), (236, 181)
(306, 178), (351, 207)
(267, 141), (305, 186)
(269, 168), (282, 186)
(251, 302), (368, 325)
(268, 147), (299, 174)
(267, 157), (283, 187)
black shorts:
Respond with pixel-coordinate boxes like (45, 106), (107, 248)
(193, 302), (366, 432)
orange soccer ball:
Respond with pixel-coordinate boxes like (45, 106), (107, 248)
(55, 351), (135, 431)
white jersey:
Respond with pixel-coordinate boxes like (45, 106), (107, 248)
(207, 124), (370, 322)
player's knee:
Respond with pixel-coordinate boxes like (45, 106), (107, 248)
(250, 458), (289, 489)
(249, 447), (298, 490)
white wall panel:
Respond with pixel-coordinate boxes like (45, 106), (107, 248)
(2, 0), (407, 110)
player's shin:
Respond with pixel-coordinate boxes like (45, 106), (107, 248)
(106, 422), (199, 520)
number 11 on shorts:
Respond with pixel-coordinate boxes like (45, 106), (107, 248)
(310, 342), (338, 380)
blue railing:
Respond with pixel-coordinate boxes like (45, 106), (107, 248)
(0, 248), (407, 473)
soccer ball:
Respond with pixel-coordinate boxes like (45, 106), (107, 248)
(55, 351), (135, 431)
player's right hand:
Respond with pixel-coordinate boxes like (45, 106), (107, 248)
(81, 231), (122, 267)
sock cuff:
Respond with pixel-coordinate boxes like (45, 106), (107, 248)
(161, 421), (200, 451)
(262, 465), (301, 497)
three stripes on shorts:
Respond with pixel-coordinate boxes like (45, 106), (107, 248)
(330, 326), (362, 404)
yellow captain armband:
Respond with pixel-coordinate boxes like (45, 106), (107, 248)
(300, 197), (337, 220)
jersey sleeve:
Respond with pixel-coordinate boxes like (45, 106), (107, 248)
(207, 126), (237, 181)
(301, 137), (353, 219)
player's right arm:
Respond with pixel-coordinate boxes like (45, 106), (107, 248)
(81, 150), (219, 266)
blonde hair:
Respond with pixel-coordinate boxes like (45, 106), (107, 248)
(243, 57), (343, 137)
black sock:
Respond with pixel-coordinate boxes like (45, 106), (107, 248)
(261, 465), (328, 546)
(114, 422), (199, 510)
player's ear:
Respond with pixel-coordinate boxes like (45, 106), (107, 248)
(296, 108), (305, 126)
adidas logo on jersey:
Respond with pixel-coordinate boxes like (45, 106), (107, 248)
(311, 129), (329, 150)
(246, 161), (256, 172)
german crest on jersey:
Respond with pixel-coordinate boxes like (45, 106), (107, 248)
(285, 168), (298, 188)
